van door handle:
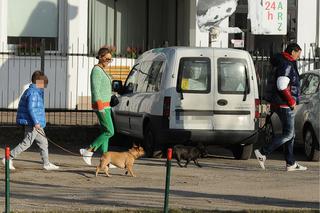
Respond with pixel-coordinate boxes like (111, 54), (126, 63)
(217, 99), (228, 106)
(126, 100), (129, 106)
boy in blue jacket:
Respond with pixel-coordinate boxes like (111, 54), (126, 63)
(2, 71), (59, 170)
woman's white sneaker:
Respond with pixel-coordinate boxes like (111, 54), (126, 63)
(286, 162), (307, 171)
(80, 148), (93, 165)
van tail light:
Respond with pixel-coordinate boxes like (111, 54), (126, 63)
(163, 96), (171, 118)
(255, 99), (260, 118)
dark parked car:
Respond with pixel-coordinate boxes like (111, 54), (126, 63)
(265, 69), (320, 161)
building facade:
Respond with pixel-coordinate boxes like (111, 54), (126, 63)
(0, 0), (319, 109)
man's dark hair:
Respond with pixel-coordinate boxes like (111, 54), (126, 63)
(285, 43), (302, 54)
(31, 71), (44, 83)
(96, 47), (111, 59)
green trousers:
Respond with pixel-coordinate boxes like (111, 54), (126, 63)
(90, 107), (114, 153)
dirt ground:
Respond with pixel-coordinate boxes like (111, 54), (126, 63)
(0, 145), (319, 212)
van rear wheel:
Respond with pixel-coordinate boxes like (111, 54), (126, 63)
(143, 125), (155, 158)
(232, 144), (253, 160)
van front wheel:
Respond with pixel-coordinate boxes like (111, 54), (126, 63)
(143, 125), (155, 158)
(232, 144), (253, 160)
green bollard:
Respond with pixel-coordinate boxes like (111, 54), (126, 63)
(5, 146), (10, 213)
(164, 148), (172, 213)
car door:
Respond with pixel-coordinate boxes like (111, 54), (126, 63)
(172, 56), (214, 130)
(214, 56), (256, 131)
(295, 73), (320, 143)
(128, 60), (165, 137)
(113, 64), (140, 135)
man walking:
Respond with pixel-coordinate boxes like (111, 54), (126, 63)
(255, 43), (307, 171)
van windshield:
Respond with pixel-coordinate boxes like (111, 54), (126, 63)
(177, 57), (210, 93)
(218, 58), (250, 94)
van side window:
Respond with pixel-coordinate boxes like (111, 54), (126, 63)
(134, 61), (164, 93)
(124, 64), (140, 93)
(218, 58), (250, 94)
(146, 61), (164, 92)
(177, 57), (211, 93)
(136, 62), (153, 92)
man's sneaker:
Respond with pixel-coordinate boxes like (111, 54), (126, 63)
(80, 148), (93, 165)
(286, 162), (307, 171)
(254, 149), (266, 170)
(44, 162), (59, 170)
(109, 163), (117, 168)
(2, 158), (15, 170)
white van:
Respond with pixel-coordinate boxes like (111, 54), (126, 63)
(112, 47), (260, 159)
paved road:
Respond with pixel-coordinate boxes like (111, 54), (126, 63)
(0, 146), (319, 212)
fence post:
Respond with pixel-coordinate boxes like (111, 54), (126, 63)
(5, 146), (10, 213)
(40, 38), (45, 72)
(164, 148), (172, 213)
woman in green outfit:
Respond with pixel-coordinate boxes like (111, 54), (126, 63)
(80, 47), (114, 166)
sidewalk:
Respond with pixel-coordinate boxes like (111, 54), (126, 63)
(0, 148), (319, 212)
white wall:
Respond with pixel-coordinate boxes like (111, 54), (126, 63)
(0, 0), (8, 51)
(0, 0), (136, 109)
(297, 0), (318, 58)
(297, 0), (319, 72)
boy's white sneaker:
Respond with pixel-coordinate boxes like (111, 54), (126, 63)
(80, 148), (93, 165)
(286, 162), (307, 171)
(2, 158), (15, 170)
(44, 162), (59, 170)
(254, 149), (266, 170)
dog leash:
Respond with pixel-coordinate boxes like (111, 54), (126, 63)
(35, 129), (91, 157)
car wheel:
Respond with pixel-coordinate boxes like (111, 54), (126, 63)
(304, 127), (320, 161)
(232, 144), (253, 160)
(143, 124), (155, 158)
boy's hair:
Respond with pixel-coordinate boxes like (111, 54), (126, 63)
(31, 71), (44, 83)
(96, 47), (111, 59)
(285, 43), (302, 54)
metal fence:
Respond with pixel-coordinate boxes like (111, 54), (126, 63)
(0, 43), (319, 126)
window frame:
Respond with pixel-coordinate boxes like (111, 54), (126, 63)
(0, 0), (67, 53)
(217, 58), (250, 95)
(176, 57), (211, 94)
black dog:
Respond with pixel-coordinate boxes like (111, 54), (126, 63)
(173, 143), (208, 168)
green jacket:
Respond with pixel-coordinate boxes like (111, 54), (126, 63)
(90, 65), (112, 110)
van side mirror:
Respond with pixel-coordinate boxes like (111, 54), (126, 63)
(126, 82), (134, 93)
(112, 80), (123, 93)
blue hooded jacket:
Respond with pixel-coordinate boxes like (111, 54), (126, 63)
(16, 84), (46, 128)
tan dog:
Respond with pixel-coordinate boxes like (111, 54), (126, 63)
(96, 145), (145, 177)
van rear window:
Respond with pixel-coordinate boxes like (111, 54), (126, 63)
(177, 57), (211, 93)
(218, 58), (250, 94)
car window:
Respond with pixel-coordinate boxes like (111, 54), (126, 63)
(301, 74), (319, 95)
(177, 57), (210, 93)
(124, 64), (140, 93)
(146, 61), (164, 92)
(136, 61), (153, 92)
(218, 58), (250, 94)
(299, 74), (307, 88)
